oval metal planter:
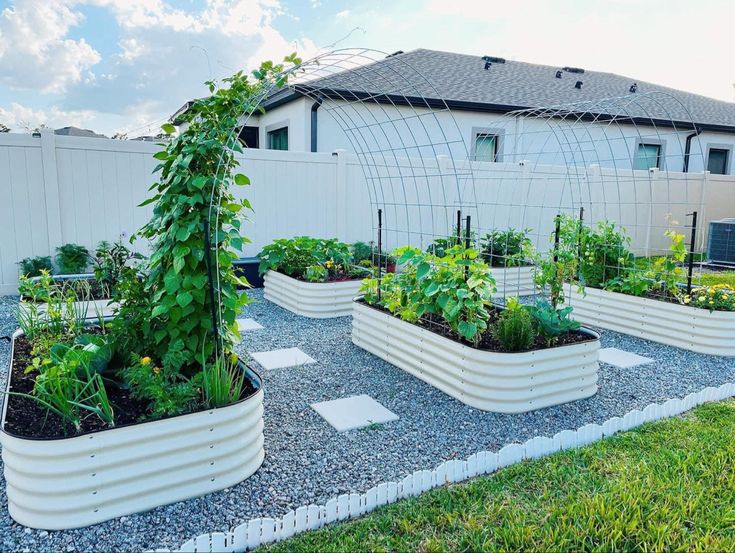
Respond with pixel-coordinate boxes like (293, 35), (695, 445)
(564, 284), (735, 356)
(264, 270), (363, 318)
(352, 300), (600, 413)
(0, 331), (265, 530)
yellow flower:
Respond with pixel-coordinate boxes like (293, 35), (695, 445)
(683, 297), (691, 304)
(723, 295), (729, 300)
(709, 300), (715, 305)
(698, 296), (706, 302)
(141, 356), (151, 366)
(152, 366), (161, 375)
(325, 260), (334, 269)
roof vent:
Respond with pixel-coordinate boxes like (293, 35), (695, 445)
(629, 83), (638, 93)
(574, 80), (583, 89)
(386, 50), (404, 58)
(563, 66), (585, 74)
(484, 61), (491, 70)
(482, 56), (506, 64)
(555, 70), (563, 79)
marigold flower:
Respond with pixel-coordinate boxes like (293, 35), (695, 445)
(683, 297), (691, 304)
(152, 366), (161, 375)
(698, 296), (706, 302)
(141, 356), (151, 366)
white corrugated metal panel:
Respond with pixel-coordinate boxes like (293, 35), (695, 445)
(263, 271), (363, 318)
(351, 300), (599, 413)
(565, 285), (735, 356)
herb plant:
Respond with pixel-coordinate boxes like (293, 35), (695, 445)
(491, 296), (535, 351)
(55, 243), (90, 274)
(18, 256), (53, 277)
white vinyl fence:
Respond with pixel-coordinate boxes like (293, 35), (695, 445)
(1, 130), (734, 295)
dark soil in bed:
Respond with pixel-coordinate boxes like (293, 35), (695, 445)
(360, 300), (595, 353)
(3, 335), (257, 440)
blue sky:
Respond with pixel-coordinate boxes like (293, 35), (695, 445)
(0, 0), (733, 137)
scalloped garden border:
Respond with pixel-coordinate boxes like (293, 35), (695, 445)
(164, 381), (735, 553)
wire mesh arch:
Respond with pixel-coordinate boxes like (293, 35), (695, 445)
(208, 49), (714, 347)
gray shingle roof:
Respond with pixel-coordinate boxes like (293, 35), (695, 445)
(286, 49), (735, 132)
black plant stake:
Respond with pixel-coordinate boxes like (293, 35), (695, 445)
(377, 208), (383, 302)
(686, 211), (698, 295)
(202, 218), (220, 358)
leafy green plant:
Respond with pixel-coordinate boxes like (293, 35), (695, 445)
(363, 245), (496, 346)
(259, 236), (353, 279)
(305, 264), (328, 282)
(93, 240), (144, 297)
(19, 339), (114, 431)
(481, 229), (533, 268)
(121, 348), (202, 419)
(526, 299), (581, 347)
(491, 296), (535, 351)
(202, 353), (246, 408)
(134, 55), (300, 369)
(18, 256), (53, 277)
(352, 242), (373, 264)
(55, 243), (90, 274)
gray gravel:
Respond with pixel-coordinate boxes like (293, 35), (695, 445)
(0, 290), (733, 552)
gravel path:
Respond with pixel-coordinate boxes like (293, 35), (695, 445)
(0, 290), (733, 552)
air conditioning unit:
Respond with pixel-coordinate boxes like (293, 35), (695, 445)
(707, 218), (735, 264)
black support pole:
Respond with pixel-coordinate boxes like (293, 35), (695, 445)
(377, 209), (383, 302)
(553, 214), (561, 264)
(456, 210), (462, 244)
(464, 215), (471, 280)
(687, 211), (698, 295)
(202, 218), (220, 358)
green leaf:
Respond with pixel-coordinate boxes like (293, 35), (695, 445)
(173, 255), (185, 273)
(458, 320), (478, 340)
(153, 151), (169, 160)
(152, 304), (168, 318)
(176, 291), (193, 308)
(161, 123), (176, 134)
(164, 270), (180, 293)
(234, 173), (250, 186)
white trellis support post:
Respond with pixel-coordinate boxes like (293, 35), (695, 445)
(39, 129), (64, 255)
(333, 149), (348, 241)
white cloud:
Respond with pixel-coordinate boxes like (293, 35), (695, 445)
(0, 102), (96, 131)
(336, 10), (350, 18)
(0, 0), (101, 93)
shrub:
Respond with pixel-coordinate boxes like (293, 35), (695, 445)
(18, 256), (53, 277)
(481, 228), (533, 267)
(55, 243), (90, 274)
(491, 296), (535, 351)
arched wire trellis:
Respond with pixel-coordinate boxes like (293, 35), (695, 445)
(207, 48), (712, 351)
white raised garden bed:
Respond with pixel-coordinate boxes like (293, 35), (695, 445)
(264, 270), (363, 318)
(564, 285), (735, 356)
(1, 331), (265, 530)
(492, 265), (536, 297)
(352, 300), (600, 413)
(20, 273), (117, 319)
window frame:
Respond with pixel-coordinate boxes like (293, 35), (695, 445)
(632, 139), (665, 170)
(705, 144), (732, 175)
(471, 127), (504, 162)
(265, 121), (289, 151)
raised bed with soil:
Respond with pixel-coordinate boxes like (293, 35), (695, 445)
(564, 284), (735, 356)
(351, 299), (600, 413)
(0, 330), (265, 530)
(263, 270), (363, 318)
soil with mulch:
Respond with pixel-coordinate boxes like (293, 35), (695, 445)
(3, 334), (257, 440)
(360, 300), (595, 353)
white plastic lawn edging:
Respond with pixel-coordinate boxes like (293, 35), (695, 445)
(170, 380), (735, 553)
(0, 331), (266, 530)
(492, 265), (536, 297)
(263, 271), (363, 318)
(351, 300), (600, 413)
(564, 285), (735, 356)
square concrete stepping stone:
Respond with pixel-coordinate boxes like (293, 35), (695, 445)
(599, 347), (654, 368)
(237, 318), (263, 331)
(249, 347), (315, 370)
(311, 394), (399, 432)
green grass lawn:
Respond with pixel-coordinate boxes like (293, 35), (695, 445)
(265, 401), (735, 552)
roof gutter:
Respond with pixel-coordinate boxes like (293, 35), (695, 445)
(683, 127), (702, 172)
(310, 96), (323, 153)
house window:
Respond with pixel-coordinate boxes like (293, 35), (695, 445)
(474, 133), (498, 161)
(633, 142), (661, 170)
(267, 127), (288, 150)
(707, 148), (729, 175)
(238, 126), (259, 149)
